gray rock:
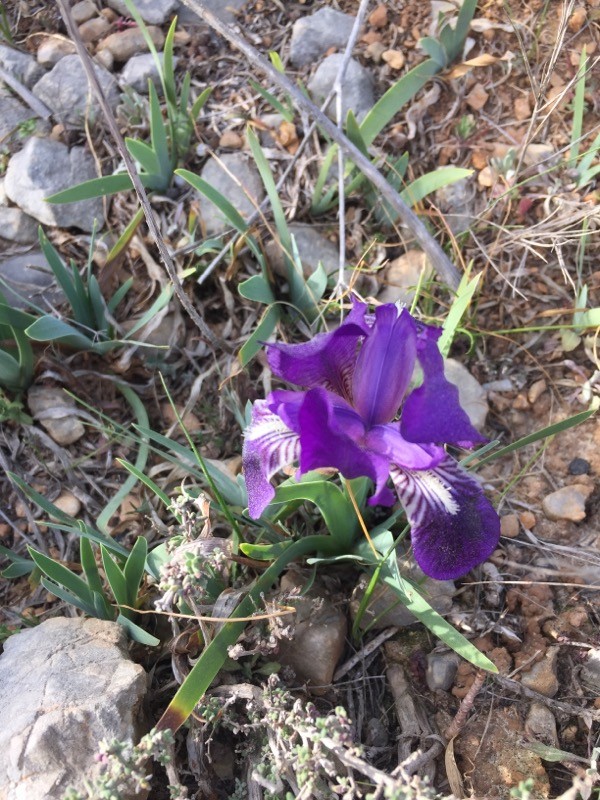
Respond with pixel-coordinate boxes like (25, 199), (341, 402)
(435, 177), (478, 235)
(120, 52), (173, 93)
(542, 484), (592, 522)
(27, 385), (86, 445)
(277, 571), (347, 692)
(196, 153), (265, 236)
(525, 702), (558, 748)
(36, 36), (77, 68)
(107, 0), (179, 24)
(0, 250), (64, 310)
(378, 249), (433, 305)
(0, 43), (45, 88)
(308, 54), (374, 122)
(0, 93), (49, 151)
(521, 647), (559, 698)
(267, 223), (339, 279)
(0, 618), (147, 800)
(351, 549), (456, 629)
(175, 0), (247, 24)
(290, 8), (357, 68)
(0, 206), (38, 244)
(32, 55), (119, 127)
(426, 652), (459, 691)
(4, 137), (105, 232)
(444, 358), (489, 432)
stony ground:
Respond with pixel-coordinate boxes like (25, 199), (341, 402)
(1, 0), (600, 798)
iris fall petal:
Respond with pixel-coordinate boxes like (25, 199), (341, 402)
(390, 456), (500, 580)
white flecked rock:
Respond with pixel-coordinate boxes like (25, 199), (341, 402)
(27, 385), (86, 445)
(308, 54), (374, 122)
(120, 52), (174, 93)
(32, 55), (119, 127)
(0, 43), (45, 88)
(290, 7), (357, 67)
(0, 618), (147, 800)
(36, 36), (77, 67)
(0, 206), (38, 244)
(444, 358), (489, 432)
(5, 137), (105, 231)
(542, 484), (593, 522)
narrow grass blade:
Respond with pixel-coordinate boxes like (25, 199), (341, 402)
(239, 304), (279, 367)
(400, 167), (473, 208)
(176, 169), (249, 232)
(438, 271), (480, 356)
(123, 284), (173, 339)
(569, 46), (587, 167)
(116, 613), (160, 646)
(46, 173), (136, 203)
(359, 60), (439, 147)
(474, 407), (597, 468)
(117, 458), (173, 512)
(101, 546), (129, 607)
(126, 137), (162, 175)
(40, 578), (97, 617)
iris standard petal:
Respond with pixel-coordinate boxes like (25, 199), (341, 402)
(266, 299), (368, 400)
(243, 398), (301, 518)
(401, 324), (486, 447)
(352, 305), (417, 426)
(390, 456), (500, 580)
(297, 388), (392, 497)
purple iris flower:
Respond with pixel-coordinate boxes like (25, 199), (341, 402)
(242, 300), (500, 580)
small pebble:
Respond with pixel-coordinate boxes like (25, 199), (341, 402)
(568, 457), (590, 476)
(426, 653), (459, 691)
(51, 491), (82, 518)
(521, 647), (559, 697)
(500, 514), (520, 539)
(527, 379), (546, 404)
(542, 484), (592, 522)
(525, 702), (558, 747)
(78, 16), (110, 43)
(519, 511), (536, 529)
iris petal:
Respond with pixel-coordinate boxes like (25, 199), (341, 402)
(243, 398), (301, 518)
(266, 299), (368, 400)
(297, 388), (392, 499)
(352, 305), (417, 426)
(401, 324), (486, 447)
(390, 456), (500, 580)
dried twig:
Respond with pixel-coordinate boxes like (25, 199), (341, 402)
(334, 626), (398, 681)
(55, 0), (220, 349)
(493, 673), (600, 722)
(178, 0), (461, 290)
(0, 65), (52, 119)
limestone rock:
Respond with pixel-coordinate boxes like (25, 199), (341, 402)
(98, 26), (165, 62)
(0, 43), (44, 88)
(0, 250), (65, 310)
(32, 55), (119, 127)
(107, 0), (179, 25)
(542, 484), (592, 522)
(78, 16), (111, 43)
(525, 702), (558, 748)
(377, 249), (433, 305)
(0, 92), (50, 151)
(308, 54), (374, 122)
(426, 652), (459, 691)
(0, 206), (38, 244)
(27, 385), (86, 445)
(444, 358), (489, 432)
(290, 8), (357, 67)
(521, 646), (559, 698)
(4, 137), (105, 231)
(36, 36), (77, 68)
(196, 153), (265, 236)
(0, 618), (147, 800)
(120, 52), (173, 93)
(277, 571), (347, 692)
(267, 223), (339, 278)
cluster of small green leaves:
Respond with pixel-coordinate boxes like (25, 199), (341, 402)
(62, 728), (177, 800)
